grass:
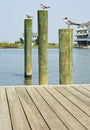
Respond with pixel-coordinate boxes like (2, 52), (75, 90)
(0, 42), (77, 49)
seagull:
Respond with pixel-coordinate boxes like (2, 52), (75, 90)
(63, 17), (80, 28)
(26, 15), (33, 19)
(40, 4), (50, 10)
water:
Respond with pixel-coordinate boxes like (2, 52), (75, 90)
(0, 48), (90, 85)
(73, 48), (90, 84)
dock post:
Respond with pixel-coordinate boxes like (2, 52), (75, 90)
(24, 19), (32, 81)
(59, 29), (73, 84)
(38, 10), (48, 85)
(24, 78), (32, 85)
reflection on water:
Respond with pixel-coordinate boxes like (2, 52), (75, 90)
(0, 48), (90, 85)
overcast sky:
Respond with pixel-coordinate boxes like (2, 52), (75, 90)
(0, 0), (90, 43)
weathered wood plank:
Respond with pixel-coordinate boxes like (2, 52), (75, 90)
(16, 87), (49, 130)
(0, 88), (12, 130)
(55, 86), (90, 116)
(65, 86), (90, 105)
(81, 85), (90, 91)
(0, 85), (90, 130)
(45, 87), (90, 130)
(72, 85), (90, 98)
(36, 87), (86, 130)
(26, 87), (67, 130)
(81, 84), (90, 91)
(6, 87), (30, 130)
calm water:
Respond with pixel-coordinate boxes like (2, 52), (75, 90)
(0, 48), (90, 85)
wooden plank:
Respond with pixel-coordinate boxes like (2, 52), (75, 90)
(0, 85), (90, 130)
(0, 88), (12, 130)
(45, 87), (90, 130)
(81, 85), (90, 91)
(26, 87), (67, 130)
(64, 86), (90, 105)
(55, 86), (90, 116)
(36, 87), (86, 130)
(6, 87), (30, 130)
(72, 85), (90, 98)
(16, 87), (49, 130)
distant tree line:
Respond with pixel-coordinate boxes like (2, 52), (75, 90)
(0, 40), (24, 48)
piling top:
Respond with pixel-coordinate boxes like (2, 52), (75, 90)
(24, 19), (33, 26)
(38, 10), (48, 12)
(59, 28), (73, 31)
(38, 10), (48, 17)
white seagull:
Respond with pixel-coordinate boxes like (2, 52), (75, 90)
(63, 17), (80, 28)
(26, 15), (33, 19)
(40, 4), (50, 10)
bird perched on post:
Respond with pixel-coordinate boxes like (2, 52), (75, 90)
(26, 15), (33, 19)
(40, 4), (50, 10)
(63, 17), (80, 28)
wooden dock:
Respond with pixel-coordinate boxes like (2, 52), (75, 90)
(0, 85), (90, 130)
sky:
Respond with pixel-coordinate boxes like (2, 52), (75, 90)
(0, 0), (90, 43)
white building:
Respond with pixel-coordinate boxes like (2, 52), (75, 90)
(75, 25), (90, 47)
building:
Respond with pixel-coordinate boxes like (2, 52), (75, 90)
(75, 25), (90, 47)
(32, 32), (38, 45)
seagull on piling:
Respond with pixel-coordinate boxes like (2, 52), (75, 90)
(26, 15), (33, 19)
(40, 4), (50, 10)
(63, 17), (80, 28)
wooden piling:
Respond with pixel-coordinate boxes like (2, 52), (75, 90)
(24, 78), (32, 85)
(59, 29), (73, 84)
(38, 10), (48, 85)
(24, 19), (32, 79)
